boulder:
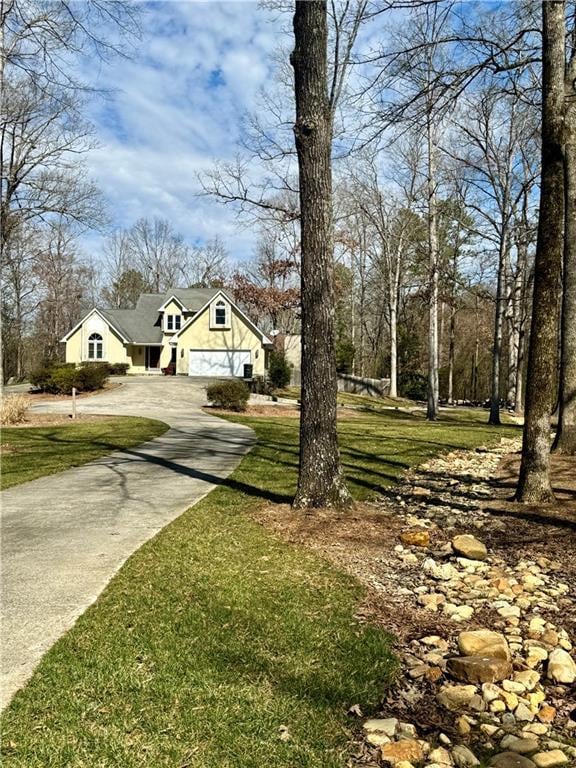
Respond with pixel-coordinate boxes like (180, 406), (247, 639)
(363, 718), (398, 738)
(546, 648), (576, 684)
(452, 534), (487, 561)
(458, 630), (511, 660)
(447, 655), (512, 684)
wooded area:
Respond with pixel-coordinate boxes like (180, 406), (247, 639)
(1, 0), (575, 505)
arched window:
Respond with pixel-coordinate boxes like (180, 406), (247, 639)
(88, 333), (103, 360)
(214, 300), (227, 326)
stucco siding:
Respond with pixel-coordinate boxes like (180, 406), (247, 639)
(176, 305), (266, 376)
(65, 312), (129, 365)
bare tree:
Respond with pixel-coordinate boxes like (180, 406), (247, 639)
(291, 0), (350, 509)
(185, 237), (229, 288)
(554, 14), (576, 454)
(127, 218), (189, 293)
(517, 1), (565, 503)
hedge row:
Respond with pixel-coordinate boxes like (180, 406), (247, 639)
(30, 363), (110, 395)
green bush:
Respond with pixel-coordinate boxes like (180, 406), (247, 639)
(108, 362), (129, 375)
(268, 350), (291, 389)
(75, 363), (109, 391)
(206, 380), (250, 412)
(49, 366), (78, 395)
(30, 362), (108, 394)
(399, 371), (427, 401)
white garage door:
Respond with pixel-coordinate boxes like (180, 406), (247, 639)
(188, 349), (251, 377)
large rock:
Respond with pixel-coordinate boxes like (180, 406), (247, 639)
(500, 735), (539, 755)
(452, 745), (480, 767)
(380, 739), (424, 765)
(532, 751), (569, 768)
(490, 753), (537, 768)
(437, 684), (477, 711)
(458, 629), (511, 660)
(401, 528), (430, 547)
(447, 655), (512, 684)
(452, 534), (487, 561)
(546, 648), (576, 684)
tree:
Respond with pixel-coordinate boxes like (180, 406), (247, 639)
(554, 18), (576, 454)
(127, 218), (189, 293)
(516, 1), (565, 502)
(291, 0), (350, 509)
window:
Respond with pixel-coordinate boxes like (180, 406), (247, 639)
(88, 333), (103, 360)
(214, 301), (227, 326)
(166, 314), (181, 331)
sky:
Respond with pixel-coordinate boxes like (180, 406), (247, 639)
(82, 1), (287, 266)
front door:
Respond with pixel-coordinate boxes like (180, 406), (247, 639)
(146, 347), (161, 370)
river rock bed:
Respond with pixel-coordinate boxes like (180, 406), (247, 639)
(349, 438), (576, 768)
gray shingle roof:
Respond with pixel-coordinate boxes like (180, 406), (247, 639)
(100, 288), (222, 344)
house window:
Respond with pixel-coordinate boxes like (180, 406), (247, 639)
(88, 333), (103, 360)
(214, 300), (227, 326)
(166, 314), (181, 331)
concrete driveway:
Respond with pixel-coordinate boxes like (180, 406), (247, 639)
(1, 377), (255, 708)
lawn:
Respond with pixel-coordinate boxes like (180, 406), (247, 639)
(1, 409), (518, 767)
(0, 417), (169, 489)
(276, 386), (424, 410)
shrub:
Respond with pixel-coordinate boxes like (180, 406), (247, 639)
(30, 363), (72, 393)
(29, 362), (108, 394)
(206, 380), (249, 412)
(75, 363), (109, 392)
(1, 394), (30, 425)
(108, 362), (129, 375)
(398, 371), (427, 401)
(268, 350), (291, 390)
(50, 366), (78, 395)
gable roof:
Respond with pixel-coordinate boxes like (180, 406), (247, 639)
(61, 288), (271, 346)
(173, 289), (273, 345)
(60, 308), (131, 343)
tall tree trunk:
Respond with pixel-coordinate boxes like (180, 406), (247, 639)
(291, 0), (350, 509)
(447, 301), (456, 404)
(489, 235), (508, 424)
(554, 43), (576, 454)
(517, 0), (565, 501)
(427, 113), (440, 420)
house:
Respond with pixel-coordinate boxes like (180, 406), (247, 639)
(61, 288), (272, 377)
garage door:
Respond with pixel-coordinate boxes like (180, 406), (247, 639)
(188, 349), (251, 377)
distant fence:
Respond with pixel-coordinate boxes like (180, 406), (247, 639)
(337, 373), (390, 398)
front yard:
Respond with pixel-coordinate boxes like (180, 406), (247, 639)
(1, 416), (169, 489)
(1, 409), (518, 767)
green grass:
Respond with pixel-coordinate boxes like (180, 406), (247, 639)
(276, 386), (419, 410)
(225, 407), (519, 502)
(1, 409), (518, 767)
(1, 417), (169, 489)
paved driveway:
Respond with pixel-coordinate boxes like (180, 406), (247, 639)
(1, 377), (255, 708)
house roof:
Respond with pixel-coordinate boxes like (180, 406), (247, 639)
(61, 288), (270, 346)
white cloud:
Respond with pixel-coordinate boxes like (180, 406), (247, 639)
(82, 1), (287, 265)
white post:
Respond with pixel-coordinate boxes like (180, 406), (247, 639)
(72, 387), (77, 419)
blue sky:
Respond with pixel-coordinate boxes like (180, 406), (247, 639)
(82, 1), (285, 265)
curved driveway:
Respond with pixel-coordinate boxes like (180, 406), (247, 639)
(1, 377), (255, 708)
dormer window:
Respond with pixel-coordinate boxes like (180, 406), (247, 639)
(166, 314), (181, 332)
(211, 299), (229, 329)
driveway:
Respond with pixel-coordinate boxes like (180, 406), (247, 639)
(1, 377), (255, 708)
